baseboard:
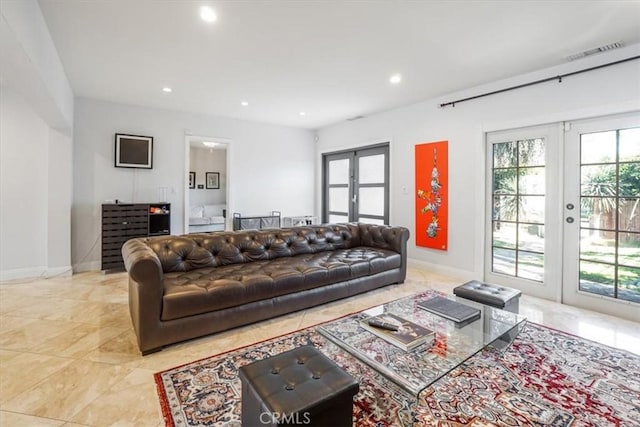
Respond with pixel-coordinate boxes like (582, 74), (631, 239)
(46, 266), (73, 278)
(0, 265), (71, 282)
(73, 260), (101, 273)
(0, 266), (46, 282)
(407, 258), (478, 282)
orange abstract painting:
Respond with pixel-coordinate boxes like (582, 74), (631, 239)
(415, 141), (448, 250)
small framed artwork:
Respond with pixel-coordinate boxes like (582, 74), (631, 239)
(206, 172), (220, 189)
(188, 172), (196, 189)
(115, 133), (153, 169)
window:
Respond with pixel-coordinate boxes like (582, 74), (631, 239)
(491, 138), (546, 282)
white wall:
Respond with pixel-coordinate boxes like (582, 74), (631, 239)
(0, 87), (72, 279)
(0, 0), (73, 129)
(47, 126), (72, 273)
(189, 146), (227, 207)
(73, 98), (315, 271)
(0, 0), (73, 281)
(316, 45), (640, 279)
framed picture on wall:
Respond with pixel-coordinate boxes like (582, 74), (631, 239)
(189, 171), (196, 189)
(206, 172), (220, 189)
(115, 133), (153, 169)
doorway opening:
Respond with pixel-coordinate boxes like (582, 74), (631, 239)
(184, 135), (230, 234)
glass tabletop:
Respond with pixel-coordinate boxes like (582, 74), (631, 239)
(317, 290), (527, 396)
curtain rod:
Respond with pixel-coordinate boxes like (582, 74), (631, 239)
(439, 55), (640, 108)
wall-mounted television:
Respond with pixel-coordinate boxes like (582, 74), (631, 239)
(115, 133), (153, 169)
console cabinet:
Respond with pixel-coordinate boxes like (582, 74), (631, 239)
(101, 203), (170, 271)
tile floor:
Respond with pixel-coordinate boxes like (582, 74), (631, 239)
(1, 266), (638, 426)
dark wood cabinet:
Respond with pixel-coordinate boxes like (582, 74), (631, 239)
(101, 203), (170, 271)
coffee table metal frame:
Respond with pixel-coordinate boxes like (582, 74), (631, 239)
(317, 290), (527, 396)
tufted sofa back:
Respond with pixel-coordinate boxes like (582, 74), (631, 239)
(142, 224), (369, 273)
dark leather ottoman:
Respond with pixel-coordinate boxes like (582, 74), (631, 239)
(454, 280), (521, 313)
(239, 346), (359, 426)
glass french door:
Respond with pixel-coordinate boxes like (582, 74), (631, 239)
(486, 114), (640, 321)
(485, 124), (562, 301)
(323, 144), (389, 225)
(563, 113), (640, 321)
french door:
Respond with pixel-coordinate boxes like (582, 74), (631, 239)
(322, 144), (389, 225)
(486, 113), (640, 321)
(485, 124), (562, 301)
(563, 114), (640, 321)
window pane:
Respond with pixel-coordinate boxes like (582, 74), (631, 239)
(619, 163), (640, 197)
(358, 154), (384, 184)
(581, 165), (616, 196)
(493, 141), (517, 168)
(518, 224), (544, 252)
(580, 197), (617, 230)
(518, 251), (544, 282)
(518, 138), (545, 166)
(618, 266), (640, 303)
(579, 261), (615, 298)
(578, 127), (639, 303)
(493, 169), (517, 194)
(519, 196), (544, 223)
(620, 199), (640, 232)
(329, 187), (349, 212)
(581, 131), (616, 164)
(619, 128), (640, 162)
(580, 229), (616, 264)
(493, 248), (516, 276)
(329, 159), (350, 184)
(491, 138), (545, 283)
(493, 195), (518, 221)
(493, 221), (516, 249)
(619, 233), (640, 267)
(358, 217), (384, 225)
(358, 187), (384, 216)
(518, 167), (545, 195)
(329, 214), (348, 223)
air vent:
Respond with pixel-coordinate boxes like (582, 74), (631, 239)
(566, 41), (624, 61)
(347, 115), (365, 121)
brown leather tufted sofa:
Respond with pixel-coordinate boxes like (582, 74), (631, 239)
(122, 223), (409, 355)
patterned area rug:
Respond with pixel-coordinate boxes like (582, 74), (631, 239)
(155, 322), (640, 426)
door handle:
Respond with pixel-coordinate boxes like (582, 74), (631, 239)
(352, 194), (357, 203)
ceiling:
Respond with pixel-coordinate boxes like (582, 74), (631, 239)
(38, 1), (640, 130)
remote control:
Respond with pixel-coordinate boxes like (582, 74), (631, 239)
(367, 318), (399, 331)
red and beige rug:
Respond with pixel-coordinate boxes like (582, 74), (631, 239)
(155, 321), (640, 426)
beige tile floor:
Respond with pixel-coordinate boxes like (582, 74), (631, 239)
(1, 266), (639, 426)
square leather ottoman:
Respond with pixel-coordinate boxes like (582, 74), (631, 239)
(239, 345), (359, 426)
(454, 280), (521, 313)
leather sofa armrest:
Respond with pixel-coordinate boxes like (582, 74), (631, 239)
(122, 238), (163, 283)
(357, 223), (410, 283)
(357, 223), (410, 254)
(122, 238), (165, 354)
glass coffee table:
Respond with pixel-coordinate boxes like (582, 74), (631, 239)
(317, 290), (527, 396)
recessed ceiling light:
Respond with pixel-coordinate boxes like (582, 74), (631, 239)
(241, 101), (249, 107)
(162, 87), (172, 93)
(389, 73), (402, 84)
(200, 6), (217, 23)
(299, 112), (306, 116)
